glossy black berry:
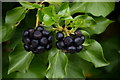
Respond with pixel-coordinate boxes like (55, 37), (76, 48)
(56, 32), (64, 40)
(46, 44), (52, 50)
(23, 30), (29, 37)
(56, 41), (65, 49)
(43, 2), (49, 7)
(76, 45), (83, 52)
(36, 26), (44, 31)
(55, 29), (85, 54)
(67, 46), (76, 53)
(63, 36), (73, 46)
(24, 44), (30, 51)
(33, 31), (42, 39)
(28, 28), (34, 38)
(40, 37), (48, 46)
(81, 35), (85, 43)
(32, 50), (39, 54)
(23, 37), (30, 45)
(36, 46), (45, 53)
(48, 35), (53, 43)
(31, 39), (39, 47)
(42, 30), (50, 36)
(74, 37), (83, 46)
(22, 26), (53, 54)
(74, 30), (82, 36)
(29, 45), (35, 51)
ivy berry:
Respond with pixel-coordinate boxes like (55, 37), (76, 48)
(56, 30), (85, 54)
(22, 26), (53, 54)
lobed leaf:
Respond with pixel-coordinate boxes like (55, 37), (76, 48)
(65, 54), (85, 78)
(78, 39), (109, 68)
(19, 2), (35, 9)
(43, 6), (55, 26)
(2, 7), (27, 42)
(5, 7), (26, 27)
(74, 15), (113, 35)
(8, 44), (34, 74)
(46, 48), (68, 78)
(58, 3), (70, 17)
(70, 2), (115, 17)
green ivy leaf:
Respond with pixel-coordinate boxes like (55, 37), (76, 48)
(8, 44), (34, 74)
(2, 25), (15, 42)
(8, 52), (49, 78)
(2, 7), (27, 42)
(70, 2), (115, 17)
(19, 2), (35, 9)
(90, 16), (113, 34)
(74, 15), (113, 35)
(66, 54), (97, 78)
(74, 15), (96, 28)
(58, 3), (70, 17)
(78, 39), (109, 68)
(43, 6), (55, 26)
(5, 7), (26, 27)
(65, 54), (85, 78)
(46, 48), (68, 78)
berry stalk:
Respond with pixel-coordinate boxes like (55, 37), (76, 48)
(35, 8), (40, 28)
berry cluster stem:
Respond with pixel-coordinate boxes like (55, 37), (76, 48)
(35, 9), (40, 28)
(63, 27), (70, 36)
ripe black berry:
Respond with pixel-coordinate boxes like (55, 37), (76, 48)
(32, 50), (39, 54)
(55, 29), (85, 54)
(29, 45), (34, 51)
(56, 32), (64, 40)
(23, 37), (31, 45)
(56, 41), (65, 49)
(22, 26), (53, 54)
(23, 30), (29, 37)
(34, 31), (42, 39)
(42, 30), (50, 36)
(28, 28), (34, 38)
(76, 45), (83, 52)
(74, 37), (83, 46)
(36, 46), (45, 53)
(48, 35), (53, 43)
(24, 44), (30, 51)
(40, 37), (48, 46)
(43, 2), (49, 7)
(81, 35), (85, 43)
(36, 26), (44, 31)
(46, 44), (52, 50)
(63, 36), (73, 46)
(67, 46), (76, 53)
(31, 39), (39, 47)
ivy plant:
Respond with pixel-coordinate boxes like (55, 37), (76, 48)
(2, 1), (115, 78)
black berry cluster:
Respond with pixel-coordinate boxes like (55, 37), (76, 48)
(56, 30), (85, 53)
(22, 26), (53, 54)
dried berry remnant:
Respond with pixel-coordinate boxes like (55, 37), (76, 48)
(56, 30), (85, 54)
(74, 30), (82, 36)
(22, 26), (53, 54)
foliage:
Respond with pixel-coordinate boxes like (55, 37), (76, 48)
(2, 1), (117, 79)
